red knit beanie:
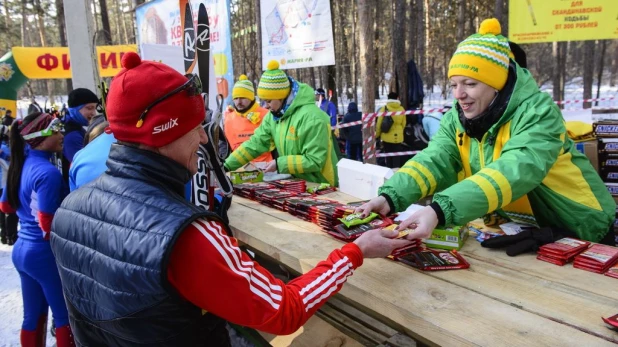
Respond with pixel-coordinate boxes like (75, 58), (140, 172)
(107, 52), (205, 147)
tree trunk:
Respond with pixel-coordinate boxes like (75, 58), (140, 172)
(326, 0), (337, 108)
(582, 40), (595, 109)
(392, 0), (407, 108)
(55, 0), (73, 93)
(609, 45), (618, 87)
(373, 0), (381, 100)
(595, 40), (607, 106)
(357, 0), (376, 163)
(352, 4), (359, 103)
(99, 0), (113, 44)
(456, 0), (466, 42)
(552, 41), (567, 106)
(494, 0), (503, 24)
(33, 0), (55, 103)
(2, 0), (11, 51)
(423, 0), (430, 83)
(119, 0), (130, 44)
(19, 0), (29, 47)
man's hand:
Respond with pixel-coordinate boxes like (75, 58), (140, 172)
(398, 206), (439, 240)
(353, 228), (414, 258)
(264, 160), (277, 173)
(354, 195), (391, 218)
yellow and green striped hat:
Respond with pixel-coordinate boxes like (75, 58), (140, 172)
(257, 60), (290, 100)
(448, 18), (514, 91)
(232, 74), (255, 101)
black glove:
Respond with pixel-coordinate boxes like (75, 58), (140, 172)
(481, 227), (565, 256)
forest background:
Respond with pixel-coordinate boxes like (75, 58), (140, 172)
(1, 0), (616, 112)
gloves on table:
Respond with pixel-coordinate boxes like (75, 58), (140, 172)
(481, 227), (565, 256)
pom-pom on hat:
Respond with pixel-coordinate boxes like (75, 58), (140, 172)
(232, 74), (256, 101)
(448, 18), (513, 91)
(257, 60), (291, 100)
(106, 52), (205, 148)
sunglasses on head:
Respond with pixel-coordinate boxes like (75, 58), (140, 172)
(22, 117), (64, 140)
(136, 73), (203, 128)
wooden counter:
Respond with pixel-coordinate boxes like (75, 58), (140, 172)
(227, 193), (618, 346)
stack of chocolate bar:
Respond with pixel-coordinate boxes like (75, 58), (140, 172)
(536, 238), (591, 266)
(311, 203), (346, 232)
(233, 182), (275, 200)
(573, 244), (618, 273)
(271, 179), (307, 194)
(284, 197), (336, 222)
(253, 189), (298, 210)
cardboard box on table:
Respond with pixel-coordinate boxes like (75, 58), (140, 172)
(424, 226), (468, 251)
(337, 159), (394, 200)
(575, 140), (599, 173)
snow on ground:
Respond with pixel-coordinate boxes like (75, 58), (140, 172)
(0, 243), (56, 347)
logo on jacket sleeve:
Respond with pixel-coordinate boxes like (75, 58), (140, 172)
(153, 118), (179, 134)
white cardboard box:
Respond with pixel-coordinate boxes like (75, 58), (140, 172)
(337, 159), (394, 200)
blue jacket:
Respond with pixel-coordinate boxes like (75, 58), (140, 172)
(341, 102), (362, 144)
(1, 149), (67, 242)
(69, 132), (116, 191)
(51, 144), (229, 346)
(69, 132), (193, 200)
(422, 112), (443, 140)
(319, 99), (338, 127)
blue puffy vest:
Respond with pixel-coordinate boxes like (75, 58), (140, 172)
(51, 144), (230, 346)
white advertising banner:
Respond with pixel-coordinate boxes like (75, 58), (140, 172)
(136, 0), (234, 105)
(260, 0), (336, 70)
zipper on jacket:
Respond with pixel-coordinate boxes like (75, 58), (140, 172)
(477, 133), (489, 168)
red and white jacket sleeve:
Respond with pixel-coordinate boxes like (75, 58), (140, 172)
(167, 218), (363, 335)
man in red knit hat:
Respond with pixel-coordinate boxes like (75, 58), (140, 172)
(50, 52), (412, 346)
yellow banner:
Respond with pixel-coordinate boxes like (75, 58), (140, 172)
(509, 0), (618, 43)
(0, 99), (16, 118)
(11, 45), (137, 79)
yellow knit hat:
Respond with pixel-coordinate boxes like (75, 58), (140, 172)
(448, 18), (512, 91)
(232, 75), (255, 101)
(257, 60), (291, 100)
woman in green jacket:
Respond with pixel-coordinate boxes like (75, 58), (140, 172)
(357, 18), (615, 244)
(224, 61), (339, 186)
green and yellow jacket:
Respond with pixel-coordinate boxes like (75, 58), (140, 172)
(379, 64), (615, 242)
(224, 78), (339, 186)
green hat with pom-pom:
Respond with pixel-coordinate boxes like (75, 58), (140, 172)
(448, 18), (513, 91)
(257, 60), (290, 100)
(232, 74), (256, 101)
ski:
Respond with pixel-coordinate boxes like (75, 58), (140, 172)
(180, 0), (196, 74)
(194, 3), (233, 212)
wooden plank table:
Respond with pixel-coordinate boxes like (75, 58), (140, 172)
(227, 193), (618, 346)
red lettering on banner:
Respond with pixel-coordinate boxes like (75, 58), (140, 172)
(171, 25), (182, 39)
(100, 52), (117, 69)
(62, 54), (71, 70)
(37, 54), (58, 71)
(212, 31), (220, 43)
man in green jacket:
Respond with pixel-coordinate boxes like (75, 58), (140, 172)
(358, 18), (615, 244)
(224, 61), (339, 186)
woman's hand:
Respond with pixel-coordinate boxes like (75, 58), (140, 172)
(398, 205), (439, 240)
(354, 195), (391, 217)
